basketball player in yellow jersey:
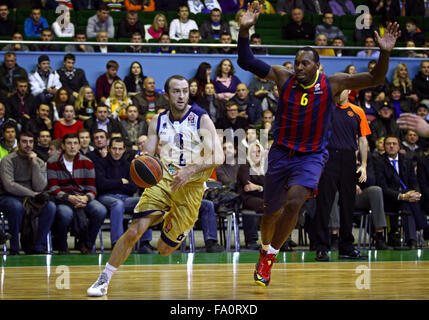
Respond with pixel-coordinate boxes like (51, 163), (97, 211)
(87, 75), (224, 297)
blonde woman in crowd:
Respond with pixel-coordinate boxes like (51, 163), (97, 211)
(105, 80), (132, 120)
(229, 9), (255, 41)
(392, 63), (418, 103)
(74, 85), (98, 121)
(147, 13), (168, 40)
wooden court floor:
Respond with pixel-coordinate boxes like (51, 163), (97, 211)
(1, 250), (429, 300)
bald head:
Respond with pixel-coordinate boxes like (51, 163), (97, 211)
(143, 77), (155, 93)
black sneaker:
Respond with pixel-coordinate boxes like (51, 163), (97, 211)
(339, 249), (368, 260)
(316, 250), (329, 261)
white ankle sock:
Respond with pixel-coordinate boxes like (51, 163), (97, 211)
(267, 245), (279, 255)
(262, 244), (270, 252)
(103, 263), (117, 281)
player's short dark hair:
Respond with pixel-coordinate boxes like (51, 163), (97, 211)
(164, 75), (189, 93)
(296, 47), (320, 63)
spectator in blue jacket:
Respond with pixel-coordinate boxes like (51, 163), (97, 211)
(24, 8), (49, 38)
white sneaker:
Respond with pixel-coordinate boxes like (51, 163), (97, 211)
(87, 273), (110, 297)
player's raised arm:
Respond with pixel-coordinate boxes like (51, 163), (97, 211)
(329, 22), (401, 95)
(142, 114), (160, 156)
(237, 2), (291, 87)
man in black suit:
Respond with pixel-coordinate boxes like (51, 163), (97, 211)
(375, 135), (429, 249)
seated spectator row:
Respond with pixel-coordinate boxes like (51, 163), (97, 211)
(1, 2), (428, 57)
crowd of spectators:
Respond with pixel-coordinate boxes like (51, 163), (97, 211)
(0, 0), (429, 254)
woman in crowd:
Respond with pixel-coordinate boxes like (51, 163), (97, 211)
(105, 80), (133, 120)
(213, 59), (241, 101)
(391, 63), (419, 104)
(236, 141), (266, 250)
(123, 61), (146, 96)
(53, 104), (84, 139)
(229, 9), (255, 41)
(188, 78), (201, 107)
(193, 62), (214, 95)
(147, 13), (168, 40)
(74, 86), (98, 122)
(52, 88), (71, 122)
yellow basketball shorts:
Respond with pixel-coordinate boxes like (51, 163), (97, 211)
(133, 177), (205, 248)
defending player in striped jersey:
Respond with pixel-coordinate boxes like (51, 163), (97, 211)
(237, 1), (400, 286)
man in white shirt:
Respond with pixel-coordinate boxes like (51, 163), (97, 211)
(169, 4), (199, 41)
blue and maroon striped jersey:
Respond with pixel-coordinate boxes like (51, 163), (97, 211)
(273, 71), (334, 153)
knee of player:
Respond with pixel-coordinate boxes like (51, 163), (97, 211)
(284, 198), (304, 214)
(125, 227), (141, 244)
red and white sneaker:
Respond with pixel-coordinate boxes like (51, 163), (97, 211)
(254, 249), (278, 287)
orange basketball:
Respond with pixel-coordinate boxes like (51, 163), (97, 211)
(130, 155), (163, 188)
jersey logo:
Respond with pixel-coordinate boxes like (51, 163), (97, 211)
(164, 223), (172, 234)
(347, 110), (354, 117)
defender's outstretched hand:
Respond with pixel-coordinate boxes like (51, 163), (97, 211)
(240, 1), (262, 30)
(375, 22), (401, 52)
(398, 113), (429, 137)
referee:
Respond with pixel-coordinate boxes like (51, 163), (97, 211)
(314, 89), (371, 261)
